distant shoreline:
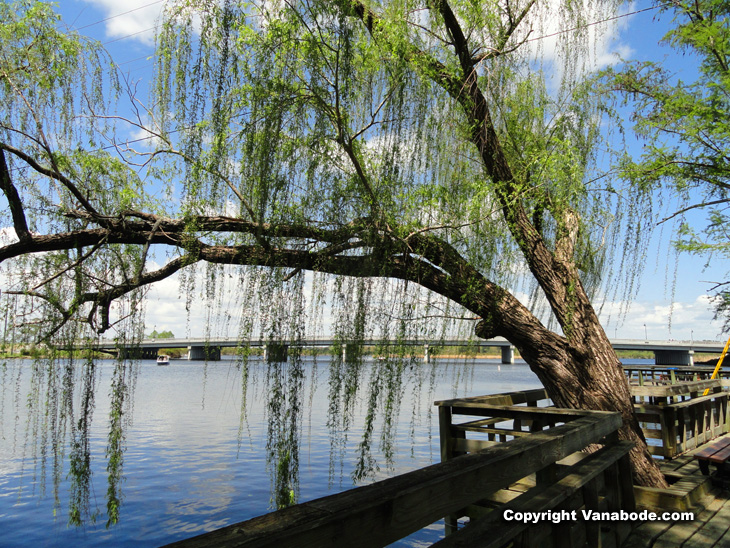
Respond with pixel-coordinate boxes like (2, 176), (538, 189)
(0, 348), (724, 364)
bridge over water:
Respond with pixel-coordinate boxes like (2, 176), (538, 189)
(97, 337), (725, 365)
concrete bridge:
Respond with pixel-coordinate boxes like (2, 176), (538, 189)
(97, 337), (725, 365)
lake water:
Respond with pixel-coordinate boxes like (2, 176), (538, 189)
(0, 356), (647, 547)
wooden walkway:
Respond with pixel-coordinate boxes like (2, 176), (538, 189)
(625, 437), (730, 547)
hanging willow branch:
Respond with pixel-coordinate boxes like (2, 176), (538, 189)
(0, 0), (669, 494)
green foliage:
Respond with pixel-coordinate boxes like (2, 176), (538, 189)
(148, 329), (175, 339)
(605, 0), (730, 331)
(1, 0), (671, 526)
(0, 1), (148, 527)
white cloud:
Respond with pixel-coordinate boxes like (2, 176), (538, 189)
(142, 262), (229, 338)
(600, 293), (724, 342)
(127, 122), (166, 149)
(138, 255), (725, 346)
(140, 262), (335, 340)
(82, 0), (168, 46)
(517, 0), (634, 83)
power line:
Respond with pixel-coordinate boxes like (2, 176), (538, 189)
(75, 1), (166, 31)
(5, 1), (668, 160)
(4, 125), (187, 177)
(96, 2), (664, 70)
(2, 3), (672, 179)
(117, 54), (153, 68)
(526, 4), (662, 43)
(103, 27), (157, 46)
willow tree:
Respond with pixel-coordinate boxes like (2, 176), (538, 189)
(1, 0), (667, 491)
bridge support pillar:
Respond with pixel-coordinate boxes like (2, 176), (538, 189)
(424, 345), (430, 364)
(264, 343), (288, 362)
(187, 346), (222, 361)
(654, 349), (693, 366)
(501, 345), (515, 364)
(341, 343), (361, 363)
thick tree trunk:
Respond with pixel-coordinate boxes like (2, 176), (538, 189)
(519, 330), (667, 488)
(343, 0), (668, 488)
(476, 289), (668, 489)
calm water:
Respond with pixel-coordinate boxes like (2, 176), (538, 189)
(0, 356), (606, 547)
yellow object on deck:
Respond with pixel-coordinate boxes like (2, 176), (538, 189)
(704, 335), (730, 396)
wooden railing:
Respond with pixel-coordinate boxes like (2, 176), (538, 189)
(164, 390), (633, 548)
(435, 391), (635, 548)
(623, 365), (730, 387)
(630, 377), (730, 459)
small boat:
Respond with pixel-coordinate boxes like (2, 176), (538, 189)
(156, 354), (170, 366)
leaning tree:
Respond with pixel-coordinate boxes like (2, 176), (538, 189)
(1, 0), (668, 498)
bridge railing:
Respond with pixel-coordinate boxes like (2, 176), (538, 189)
(164, 390), (633, 548)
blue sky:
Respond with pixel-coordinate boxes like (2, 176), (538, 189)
(33, 1), (729, 341)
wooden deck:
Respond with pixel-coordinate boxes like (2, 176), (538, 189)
(626, 436), (730, 547)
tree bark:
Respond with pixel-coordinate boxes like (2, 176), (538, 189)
(475, 282), (668, 488)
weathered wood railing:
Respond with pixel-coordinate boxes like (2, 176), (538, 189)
(623, 365), (730, 387)
(630, 377), (730, 459)
(435, 390), (635, 548)
(163, 390), (633, 548)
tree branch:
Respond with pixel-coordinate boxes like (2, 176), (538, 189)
(276, 1), (593, 343)
(32, 239), (106, 291)
(0, 142), (101, 218)
(84, 255), (193, 333)
(472, 0), (537, 63)
(658, 197), (730, 225)
(0, 147), (32, 242)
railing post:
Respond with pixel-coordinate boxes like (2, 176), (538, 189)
(582, 481), (601, 547)
(438, 405), (459, 536)
(663, 406), (678, 458)
(617, 453), (637, 512)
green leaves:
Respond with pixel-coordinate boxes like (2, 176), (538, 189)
(607, 0), (730, 330)
(1, 0), (676, 525)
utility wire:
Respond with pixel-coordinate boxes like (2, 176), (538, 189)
(110, 5), (665, 76)
(4, 1), (669, 168)
(103, 27), (157, 46)
(75, 1), (167, 31)
(73, 1), (666, 67)
(526, 4), (664, 43)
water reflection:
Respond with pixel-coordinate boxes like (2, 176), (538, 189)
(0, 356), (542, 547)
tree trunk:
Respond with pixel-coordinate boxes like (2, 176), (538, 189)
(476, 287), (668, 489)
(521, 331), (666, 487)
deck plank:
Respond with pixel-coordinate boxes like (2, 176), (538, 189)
(625, 435), (730, 548)
(622, 520), (673, 548)
(651, 500), (711, 547)
(682, 492), (730, 547)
